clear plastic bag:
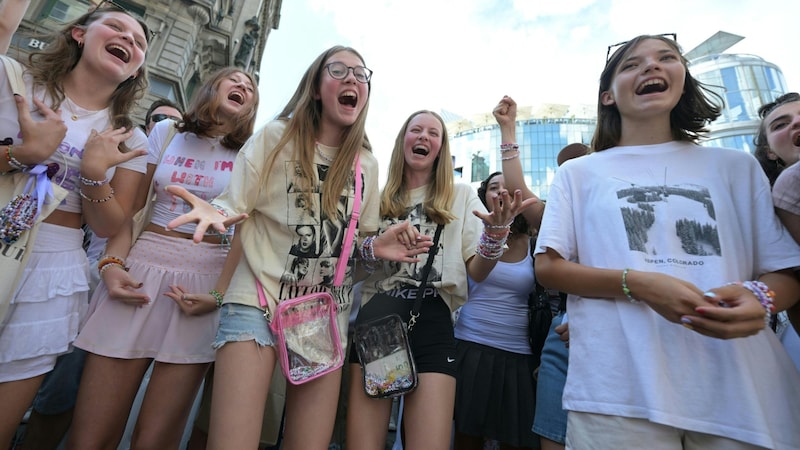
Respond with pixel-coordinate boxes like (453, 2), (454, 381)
(354, 313), (417, 398)
(270, 292), (343, 385)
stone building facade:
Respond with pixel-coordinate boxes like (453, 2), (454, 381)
(8, 0), (282, 123)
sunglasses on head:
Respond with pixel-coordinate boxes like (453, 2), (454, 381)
(606, 33), (678, 62)
(93, 0), (154, 39)
(149, 113), (181, 125)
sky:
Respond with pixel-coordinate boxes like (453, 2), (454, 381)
(256, 0), (800, 178)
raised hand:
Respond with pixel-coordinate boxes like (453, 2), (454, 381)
(164, 285), (218, 316)
(164, 185), (247, 242)
(473, 188), (537, 227)
(80, 127), (147, 179)
(11, 94), (67, 165)
(492, 95), (517, 129)
(102, 265), (150, 307)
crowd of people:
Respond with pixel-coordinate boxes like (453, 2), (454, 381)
(1, 2), (799, 449)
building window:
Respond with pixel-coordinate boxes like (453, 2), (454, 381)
(40, 0), (93, 23)
(40, 0), (146, 24)
(471, 153), (489, 183)
(149, 76), (177, 102)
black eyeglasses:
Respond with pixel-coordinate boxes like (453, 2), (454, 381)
(149, 113), (181, 125)
(606, 33), (677, 62)
(324, 62), (372, 84)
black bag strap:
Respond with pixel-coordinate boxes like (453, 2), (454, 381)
(408, 224), (444, 331)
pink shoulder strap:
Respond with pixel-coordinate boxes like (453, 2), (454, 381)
(258, 153), (362, 310)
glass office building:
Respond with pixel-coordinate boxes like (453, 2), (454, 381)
(693, 53), (788, 152)
(448, 106), (596, 200)
(687, 32), (789, 153)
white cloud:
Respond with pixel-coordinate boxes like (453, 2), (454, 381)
(259, 0), (800, 184)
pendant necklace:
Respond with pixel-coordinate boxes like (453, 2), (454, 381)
(63, 97), (103, 121)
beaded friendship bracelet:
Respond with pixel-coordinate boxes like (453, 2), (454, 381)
(79, 187), (115, 203)
(5, 145), (32, 171)
(97, 255), (125, 272)
(729, 280), (775, 328)
(476, 230), (507, 260)
(621, 268), (640, 303)
(99, 262), (127, 276)
(209, 289), (224, 309)
(499, 143), (519, 153)
(501, 152), (520, 161)
(79, 175), (110, 186)
(360, 235), (381, 272)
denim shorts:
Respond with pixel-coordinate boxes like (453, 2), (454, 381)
(532, 311), (569, 444)
(212, 303), (277, 349)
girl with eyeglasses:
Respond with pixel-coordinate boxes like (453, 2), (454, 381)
(528, 35), (800, 449)
(0, 4), (150, 445)
(164, 46), (430, 449)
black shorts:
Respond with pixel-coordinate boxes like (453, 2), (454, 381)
(349, 291), (457, 377)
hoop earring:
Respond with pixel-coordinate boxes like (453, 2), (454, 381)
(77, 40), (83, 48)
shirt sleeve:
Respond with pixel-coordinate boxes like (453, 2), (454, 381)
(773, 164), (800, 215)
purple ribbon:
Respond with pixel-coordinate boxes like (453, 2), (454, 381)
(23, 164), (57, 220)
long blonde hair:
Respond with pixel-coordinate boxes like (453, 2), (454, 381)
(267, 45), (371, 220)
(381, 110), (455, 225)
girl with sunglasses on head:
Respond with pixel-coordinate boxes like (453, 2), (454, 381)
(526, 35), (800, 449)
(345, 110), (532, 450)
(165, 46), (430, 450)
(0, 4), (150, 445)
(68, 67), (258, 450)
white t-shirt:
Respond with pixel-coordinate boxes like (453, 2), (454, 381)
(535, 141), (800, 449)
(0, 57), (147, 214)
(147, 120), (237, 235)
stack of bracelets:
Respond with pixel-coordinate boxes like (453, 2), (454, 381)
(360, 235), (381, 272)
(500, 142), (520, 161)
(209, 289), (224, 309)
(97, 254), (128, 276)
(730, 280), (776, 328)
(476, 221), (510, 260)
(78, 175), (115, 203)
(4, 145), (32, 173)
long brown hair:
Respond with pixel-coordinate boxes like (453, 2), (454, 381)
(381, 110), (456, 225)
(591, 35), (722, 152)
(26, 7), (150, 149)
(178, 67), (259, 150)
(267, 45), (372, 220)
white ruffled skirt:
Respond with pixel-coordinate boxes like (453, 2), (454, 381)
(0, 223), (88, 382)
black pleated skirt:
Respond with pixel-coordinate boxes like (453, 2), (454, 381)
(453, 339), (539, 448)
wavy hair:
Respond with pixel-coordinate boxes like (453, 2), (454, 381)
(381, 110), (456, 225)
(178, 67), (258, 150)
(591, 34), (722, 152)
(26, 7), (150, 151)
(267, 45), (372, 220)
(753, 92), (800, 184)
